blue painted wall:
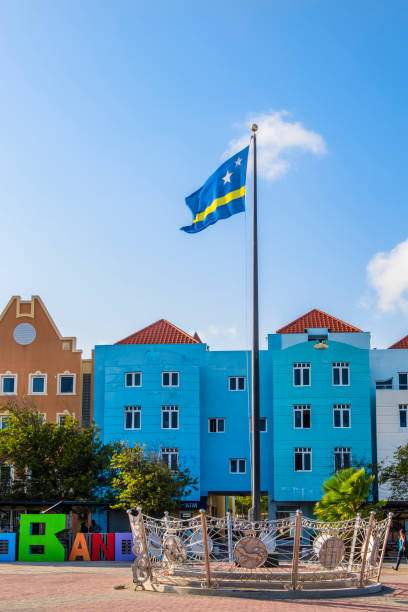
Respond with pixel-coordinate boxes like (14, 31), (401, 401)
(94, 330), (373, 507)
(94, 343), (206, 501)
(268, 332), (372, 502)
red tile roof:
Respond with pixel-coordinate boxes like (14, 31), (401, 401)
(276, 309), (362, 334)
(115, 319), (201, 345)
(388, 333), (408, 349)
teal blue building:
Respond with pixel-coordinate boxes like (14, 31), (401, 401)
(93, 310), (373, 519)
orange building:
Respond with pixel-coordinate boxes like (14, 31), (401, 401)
(0, 296), (91, 426)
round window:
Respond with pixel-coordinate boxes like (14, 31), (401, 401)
(13, 323), (36, 345)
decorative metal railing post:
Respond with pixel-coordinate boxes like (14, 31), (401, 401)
(376, 512), (393, 582)
(359, 511), (375, 587)
(200, 509), (212, 588)
(227, 512), (233, 562)
(137, 507), (153, 582)
(291, 510), (302, 591)
(348, 513), (361, 572)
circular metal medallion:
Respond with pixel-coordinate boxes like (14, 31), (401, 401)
(163, 535), (187, 564)
(318, 537), (345, 569)
(13, 323), (36, 345)
(234, 536), (268, 569)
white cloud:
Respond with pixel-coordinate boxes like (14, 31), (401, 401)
(367, 238), (408, 313)
(225, 110), (327, 181)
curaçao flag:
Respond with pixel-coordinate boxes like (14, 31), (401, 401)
(181, 146), (249, 233)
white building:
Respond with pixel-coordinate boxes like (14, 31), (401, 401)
(371, 333), (408, 500)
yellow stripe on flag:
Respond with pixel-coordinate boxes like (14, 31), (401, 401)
(193, 186), (246, 224)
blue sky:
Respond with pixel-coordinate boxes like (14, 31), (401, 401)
(1, 1), (407, 356)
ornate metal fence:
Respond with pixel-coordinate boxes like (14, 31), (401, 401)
(127, 508), (392, 591)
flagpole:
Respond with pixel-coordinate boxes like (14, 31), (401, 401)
(251, 123), (261, 522)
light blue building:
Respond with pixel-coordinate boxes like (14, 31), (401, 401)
(93, 310), (373, 520)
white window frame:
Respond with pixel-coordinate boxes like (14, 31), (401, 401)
(57, 412), (74, 426)
(399, 373), (408, 391)
(229, 458), (246, 474)
(332, 362), (350, 386)
(399, 405), (408, 429)
(28, 372), (47, 395)
(162, 372), (179, 387)
(293, 363), (311, 387)
(0, 372), (17, 395)
(161, 447), (178, 471)
(161, 405), (179, 430)
(0, 414), (11, 430)
(208, 417), (225, 433)
(57, 372), (76, 395)
(333, 404), (351, 428)
(125, 372), (142, 388)
(124, 406), (141, 430)
(228, 376), (246, 391)
(334, 447), (352, 471)
(294, 447), (312, 472)
(293, 405), (311, 429)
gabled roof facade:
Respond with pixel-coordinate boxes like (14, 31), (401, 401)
(115, 318), (201, 345)
(276, 308), (362, 334)
(388, 333), (408, 349)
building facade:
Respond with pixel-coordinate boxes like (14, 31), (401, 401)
(371, 333), (408, 502)
(93, 310), (374, 518)
(0, 296), (91, 427)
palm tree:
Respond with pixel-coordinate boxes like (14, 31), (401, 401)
(314, 467), (385, 521)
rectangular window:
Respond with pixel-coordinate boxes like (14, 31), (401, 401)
(229, 376), (246, 391)
(333, 404), (351, 428)
(294, 447), (312, 471)
(30, 375), (46, 394)
(125, 372), (142, 387)
(294, 405), (311, 429)
(249, 417), (267, 432)
(209, 418), (225, 433)
(124, 406), (141, 430)
(399, 405), (408, 428)
(162, 372), (179, 387)
(0, 415), (10, 430)
(58, 374), (75, 394)
(162, 405), (179, 429)
(334, 447), (352, 471)
(161, 447), (178, 471)
(399, 373), (408, 391)
(0, 465), (13, 488)
(293, 363), (310, 386)
(332, 362), (350, 386)
(1, 375), (16, 394)
(57, 414), (68, 427)
(229, 458), (246, 473)
(376, 378), (393, 389)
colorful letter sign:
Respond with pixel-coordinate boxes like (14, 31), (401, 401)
(18, 514), (66, 562)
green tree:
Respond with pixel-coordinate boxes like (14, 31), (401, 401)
(110, 442), (198, 516)
(233, 495), (269, 518)
(0, 401), (118, 501)
(314, 467), (386, 521)
(379, 443), (408, 500)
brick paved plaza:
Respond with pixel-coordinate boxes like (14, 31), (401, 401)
(1, 561), (408, 611)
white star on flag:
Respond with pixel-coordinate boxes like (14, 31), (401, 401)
(235, 157), (242, 167)
(222, 170), (232, 184)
